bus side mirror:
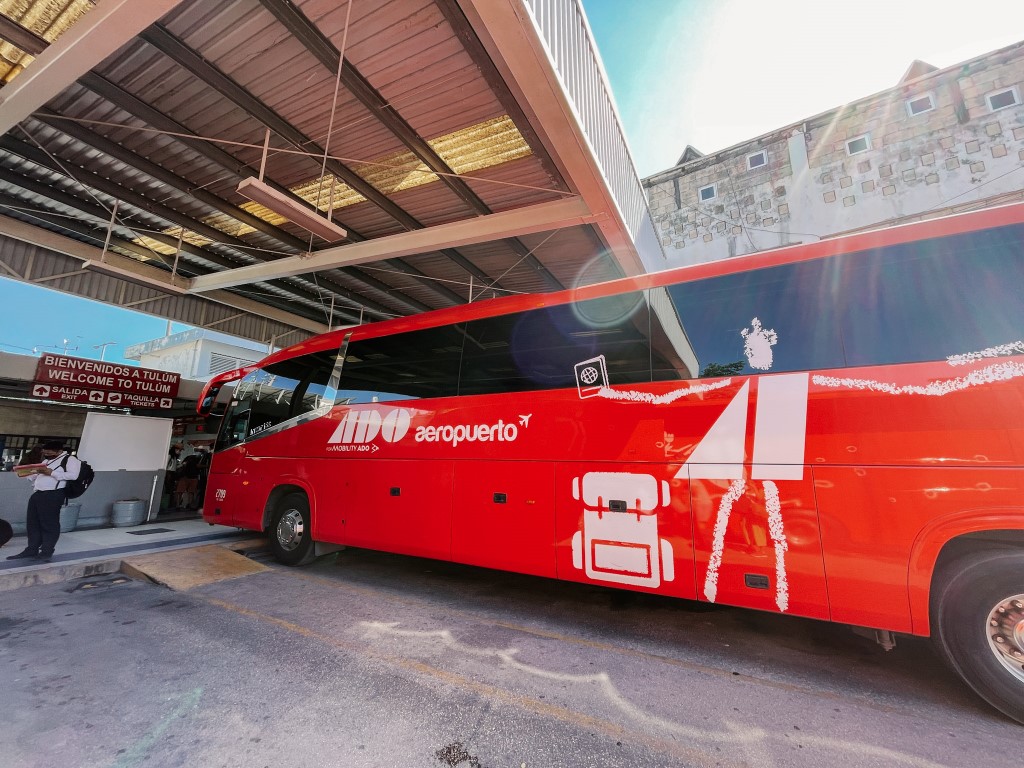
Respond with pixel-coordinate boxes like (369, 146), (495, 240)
(198, 385), (221, 415)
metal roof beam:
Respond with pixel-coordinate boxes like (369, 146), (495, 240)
(257, 0), (501, 215)
(0, 12), (47, 55)
(80, 72), (314, 208)
(80, 72), (470, 310)
(433, 0), (567, 192)
(141, 23), (421, 233)
(1, 131), (417, 317)
(32, 113), (432, 316)
(0, 194), (339, 323)
(0, 191), (214, 268)
(34, 111), (310, 252)
(0, 0), (186, 136)
(1, 135), (262, 256)
(0, 211), (328, 334)
(0, 168), (371, 321)
(457, 0), (649, 277)
(257, 0), (563, 291)
(190, 196), (595, 292)
(141, 22), (530, 293)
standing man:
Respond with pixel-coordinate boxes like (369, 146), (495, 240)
(6, 440), (81, 563)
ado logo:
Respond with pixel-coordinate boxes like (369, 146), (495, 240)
(328, 407), (411, 447)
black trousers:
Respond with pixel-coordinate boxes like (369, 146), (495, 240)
(25, 489), (65, 556)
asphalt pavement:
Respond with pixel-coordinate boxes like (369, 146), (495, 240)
(0, 527), (1020, 768)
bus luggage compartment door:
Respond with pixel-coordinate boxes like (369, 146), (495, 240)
(689, 473), (828, 619)
(342, 459), (454, 561)
(451, 461), (556, 578)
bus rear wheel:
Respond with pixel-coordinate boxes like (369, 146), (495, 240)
(933, 550), (1024, 724)
(269, 492), (316, 566)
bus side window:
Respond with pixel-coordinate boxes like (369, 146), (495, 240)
(837, 227), (1024, 366)
(338, 325), (464, 403)
(661, 260), (844, 378)
(459, 292), (654, 395)
(231, 410), (250, 444)
(288, 351), (341, 418)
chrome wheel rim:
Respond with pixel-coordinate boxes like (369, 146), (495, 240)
(987, 593), (1024, 684)
(276, 508), (305, 552)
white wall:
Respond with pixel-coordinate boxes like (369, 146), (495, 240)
(79, 412), (173, 471)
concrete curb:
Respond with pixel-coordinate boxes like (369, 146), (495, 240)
(0, 558), (123, 592)
(0, 534), (267, 592)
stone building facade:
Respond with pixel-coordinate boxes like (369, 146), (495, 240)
(643, 41), (1024, 268)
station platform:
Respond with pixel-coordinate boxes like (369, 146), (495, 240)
(0, 514), (264, 592)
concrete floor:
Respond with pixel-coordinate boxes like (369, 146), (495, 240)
(0, 543), (1019, 768)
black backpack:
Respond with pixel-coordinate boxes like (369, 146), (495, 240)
(61, 455), (95, 499)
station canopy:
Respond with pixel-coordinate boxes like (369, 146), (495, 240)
(0, 0), (655, 348)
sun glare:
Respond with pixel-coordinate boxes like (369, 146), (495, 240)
(611, 0), (1024, 175)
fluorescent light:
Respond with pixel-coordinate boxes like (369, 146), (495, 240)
(236, 177), (348, 243)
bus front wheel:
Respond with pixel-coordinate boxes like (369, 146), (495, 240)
(269, 492), (316, 566)
(933, 550), (1024, 724)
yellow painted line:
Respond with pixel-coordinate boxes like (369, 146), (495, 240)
(122, 545), (268, 591)
(282, 567), (908, 714)
(197, 592), (950, 768)
(199, 595), (736, 768)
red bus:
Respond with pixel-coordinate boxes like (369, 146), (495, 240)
(198, 202), (1024, 723)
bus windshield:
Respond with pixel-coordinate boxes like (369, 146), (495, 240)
(215, 348), (340, 452)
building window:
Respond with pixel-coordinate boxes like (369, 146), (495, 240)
(208, 353), (258, 377)
(747, 150), (767, 170)
(987, 87), (1020, 112)
(846, 134), (871, 155)
(1, 434), (80, 469)
(905, 93), (935, 116)
(698, 184), (717, 202)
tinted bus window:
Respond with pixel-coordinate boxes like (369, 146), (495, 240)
(662, 260), (845, 378)
(837, 226), (1024, 366)
(660, 224), (1024, 377)
(292, 350), (341, 418)
(648, 286), (700, 380)
(459, 293), (653, 395)
(336, 324), (465, 403)
(215, 349), (339, 451)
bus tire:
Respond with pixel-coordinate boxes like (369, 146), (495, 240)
(932, 550), (1024, 724)
(269, 492), (316, 566)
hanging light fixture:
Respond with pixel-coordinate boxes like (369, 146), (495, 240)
(238, 0), (354, 247)
(236, 176), (348, 243)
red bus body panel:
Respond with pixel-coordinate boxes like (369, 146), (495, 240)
(202, 203), (1024, 637)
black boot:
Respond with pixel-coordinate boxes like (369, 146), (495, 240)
(6, 549), (38, 560)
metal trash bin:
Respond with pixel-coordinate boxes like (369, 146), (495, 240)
(111, 499), (147, 528)
(59, 502), (81, 533)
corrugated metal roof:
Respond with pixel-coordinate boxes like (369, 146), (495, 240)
(0, 0), (625, 346)
(0, 0), (93, 82)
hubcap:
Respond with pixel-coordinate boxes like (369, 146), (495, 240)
(987, 594), (1024, 684)
(276, 508), (305, 552)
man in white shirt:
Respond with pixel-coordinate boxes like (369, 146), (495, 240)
(6, 440), (81, 563)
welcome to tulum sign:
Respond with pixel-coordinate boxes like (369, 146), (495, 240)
(31, 353), (181, 409)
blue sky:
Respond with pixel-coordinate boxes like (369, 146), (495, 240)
(0, 280), (190, 364)
(2, 0), (1023, 366)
